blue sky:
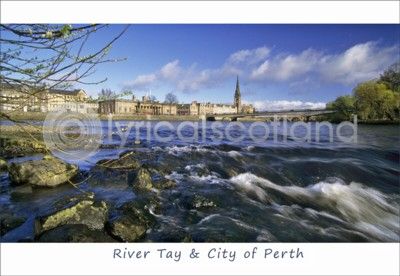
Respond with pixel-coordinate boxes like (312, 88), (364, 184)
(79, 24), (399, 110)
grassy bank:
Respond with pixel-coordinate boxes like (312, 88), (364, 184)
(2, 111), (399, 124)
(1, 112), (203, 122)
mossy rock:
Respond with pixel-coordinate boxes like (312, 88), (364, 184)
(38, 224), (116, 242)
(35, 199), (108, 235)
(131, 165), (153, 191)
(8, 157), (78, 187)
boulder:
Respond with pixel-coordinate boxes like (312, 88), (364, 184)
(38, 224), (116, 242)
(96, 151), (140, 170)
(150, 169), (176, 190)
(0, 158), (7, 171)
(106, 215), (148, 242)
(153, 179), (176, 190)
(35, 199), (108, 235)
(0, 213), (26, 236)
(88, 152), (140, 187)
(106, 197), (156, 242)
(132, 165), (153, 191)
(8, 157), (78, 187)
(0, 138), (47, 158)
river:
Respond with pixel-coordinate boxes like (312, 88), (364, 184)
(1, 120), (399, 242)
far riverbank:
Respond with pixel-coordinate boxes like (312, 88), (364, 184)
(1, 112), (399, 124)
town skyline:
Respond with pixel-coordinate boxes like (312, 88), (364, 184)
(68, 24), (399, 111)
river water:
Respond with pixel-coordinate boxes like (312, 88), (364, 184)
(1, 120), (399, 242)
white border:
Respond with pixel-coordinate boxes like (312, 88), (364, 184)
(0, 0), (399, 23)
(1, 243), (400, 275)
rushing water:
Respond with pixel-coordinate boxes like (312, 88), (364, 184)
(1, 120), (399, 242)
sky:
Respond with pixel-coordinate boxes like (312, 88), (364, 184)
(78, 24), (399, 110)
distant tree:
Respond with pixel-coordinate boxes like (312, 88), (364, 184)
(98, 88), (117, 100)
(353, 81), (399, 120)
(326, 95), (355, 120)
(164, 92), (178, 104)
(379, 62), (400, 93)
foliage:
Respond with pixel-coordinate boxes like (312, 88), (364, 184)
(164, 92), (178, 104)
(379, 61), (400, 93)
(98, 88), (117, 100)
(327, 63), (400, 122)
(353, 81), (399, 120)
(326, 95), (355, 120)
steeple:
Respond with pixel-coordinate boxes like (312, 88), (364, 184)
(234, 76), (241, 114)
(235, 76), (241, 97)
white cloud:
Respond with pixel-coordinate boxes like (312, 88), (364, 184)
(227, 46), (270, 64)
(250, 100), (326, 111)
(319, 41), (399, 84)
(160, 60), (181, 80)
(250, 42), (398, 85)
(255, 49), (321, 81)
(124, 41), (398, 93)
(126, 73), (157, 90)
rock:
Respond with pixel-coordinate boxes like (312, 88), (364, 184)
(38, 224), (116, 242)
(0, 214), (26, 236)
(42, 154), (55, 160)
(106, 197), (157, 242)
(154, 179), (176, 190)
(0, 138), (47, 158)
(0, 158), (7, 171)
(96, 151), (140, 170)
(131, 165), (153, 191)
(8, 157), (78, 187)
(89, 152), (140, 187)
(35, 199), (108, 235)
(183, 194), (216, 210)
(106, 215), (148, 242)
(149, 169), (176, 190)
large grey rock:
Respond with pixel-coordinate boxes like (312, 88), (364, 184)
(88, 151), (140, 187)
(106, 198), (156, 242)
(106, 215), (148, 242)
(38, 224), (116, 242)
(8, 156), (78, 187)
(35, 199), (108, 235)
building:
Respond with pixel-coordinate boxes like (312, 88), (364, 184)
(177, 101), (199, 116)
(174, 78), (255, 116)
(234, 76), (242, 114)
(99, 97), (177, 116)
(1, 78), (255, 116)
(98, 99), (137, 114)
(0, 83), (44, 112)
(45, 88), (96, 113)
(0, 83), (97, 113)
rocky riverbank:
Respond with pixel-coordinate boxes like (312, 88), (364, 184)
(0, 149), (202, 242)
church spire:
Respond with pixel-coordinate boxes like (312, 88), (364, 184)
(234, 76), (241, 114)
(235, 75), (241, 97)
